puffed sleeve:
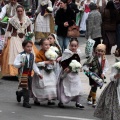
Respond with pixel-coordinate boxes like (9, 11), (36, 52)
(13, 54), (22, 68)
(110, 67), (118, 81)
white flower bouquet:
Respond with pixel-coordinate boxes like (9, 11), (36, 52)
(45, 48), (58, 61)
(21, 54), (27, 63)
(113, 62), (120, 70)
(69, 60), (82, 73)
(45, 48), (58, 73)
(49, 46), (60, 55)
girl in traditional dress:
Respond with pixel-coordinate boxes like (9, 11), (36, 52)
(32, 39), (57, 106)
(35, 0), (55, 40)
(1, 5), (38, 76)
(47, 33), (62, 79)
(94, 59), (120, 120)
(83, 43), (109, 107)
(57, 38), (84, 109)
(80, 0), (91, 35)
(14, 40), (42, 108)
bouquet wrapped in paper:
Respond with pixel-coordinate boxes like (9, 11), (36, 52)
(85, 38), (95, 57)
(21, 54), (27, 63)
(69, 60), (82, 73)
(84, 71), (104, 88)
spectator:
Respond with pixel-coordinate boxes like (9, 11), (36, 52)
(55, 0), (75, 51)
(102, 1), (119, 55)
(86, 2), (102, 50)
(0, 0), (19, 21)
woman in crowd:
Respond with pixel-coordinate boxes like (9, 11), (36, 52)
(86, 2), (102, 50)
(35, 0), (55, 40)
(102, 1), (119, 55)
(80, 0), (91, 35)
(55, 0), (75, 51)
(1, 5), (38, 76)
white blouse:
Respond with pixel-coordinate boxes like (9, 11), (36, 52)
(14, 54), (41, 75)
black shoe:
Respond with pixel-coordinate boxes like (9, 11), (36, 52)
(48, 101), (55, 105)
(23, 103), (31, 108)
(76, 103), (85, 109)
(58, 102), (64, 108)
(34, 101), (40, 106)
(16, 91), (22, 103)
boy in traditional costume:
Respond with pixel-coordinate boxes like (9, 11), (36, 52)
(83, 43), (109, 107)
(14, 40), (42, 108)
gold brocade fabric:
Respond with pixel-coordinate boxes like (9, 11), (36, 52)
(1, 39), (18, 76)
(35, 15), (55, 40)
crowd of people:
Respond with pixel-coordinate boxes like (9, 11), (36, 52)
(0, 0), (120, 120)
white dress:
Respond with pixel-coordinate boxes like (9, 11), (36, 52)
(35, 0), (52, 33)
(80, 2), (90, 31)
(57, 49), (83, 104)
(32, 61), (57, 102)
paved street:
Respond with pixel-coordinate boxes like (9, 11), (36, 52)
(0, 37), (116, 120)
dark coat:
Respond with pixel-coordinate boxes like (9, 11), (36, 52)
(68, 2), (79, 15)
(55, 6), (75, 37)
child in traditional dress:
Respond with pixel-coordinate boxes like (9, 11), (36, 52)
(57, 38), (84, 109)
(32, 39), (57, 106)
(14, 40), (42, 108)
(47, 33), (62, 79)
(94, 59), (120, 120)
(83, 43), (109, 107)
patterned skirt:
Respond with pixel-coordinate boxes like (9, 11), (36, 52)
(94, 81), (120, 120)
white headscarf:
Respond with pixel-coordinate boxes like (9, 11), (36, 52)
(8, 6), (32, 34)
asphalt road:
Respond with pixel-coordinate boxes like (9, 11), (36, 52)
(0, 37), (116, 120)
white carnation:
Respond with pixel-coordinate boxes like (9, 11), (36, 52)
(45, 49), (58, 60)
(69, 60), (82, 72)
(113, 62), (120, 69)
(49, 46), (59, 52)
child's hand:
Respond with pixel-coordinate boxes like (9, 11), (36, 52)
(39, 74), (43, 79)
(114, 74), (120, 79)
(21, 63), (25, 67)
(56, 57), (62, 62)
(101, 74), (105, 79)
(45, 61), (53, 65)
(64, 67), (70, 73)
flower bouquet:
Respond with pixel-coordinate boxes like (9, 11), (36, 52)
(45, 48), (58, 73)
(49, 46), (60, 55)
(25, 32), (34, 41)
(21, 54), (27, 63)
(84, 71), (104, 88)
(60, 60), (82, 79)
(113, 61), (120, 71)
(69, 60), (82, 73)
